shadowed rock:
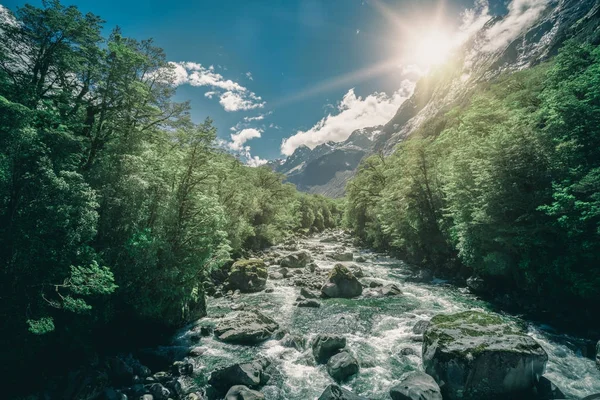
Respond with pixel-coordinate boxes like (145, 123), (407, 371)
(423, 311), (548, 400)
(390, 371), (442, 400)
(215, 311), (279, 344)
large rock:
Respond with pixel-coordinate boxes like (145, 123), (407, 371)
(297, 299), (321, 308)
(208, 359), (269, 391)
(280, 251), (312, 269)
(215, 311), (279, 344)
(390, 371), (442, 400)
(532, 376), (565, 399)
(466, 276), (488, 294)
(422, 311), (548, 400)
(326, 351), (359, 382)
(225, 385), (265, 399)
(312, 334), (346, 363)
(328, 252), (353, 262)
(318, 384), (368, 400)
(227, 259), (267, 293)
(321, 264), (362, 298)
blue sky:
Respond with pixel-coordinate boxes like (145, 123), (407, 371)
(2, 0), (508, 164)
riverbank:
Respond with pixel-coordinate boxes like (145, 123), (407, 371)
(29, 231), (600, 399)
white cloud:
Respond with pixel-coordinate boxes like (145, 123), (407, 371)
(247, 155), (268, 167)
(246, 72), (253, 80)
(219, 91), (265, 112)
(280, 82), (414, 156)
(166, 62), (265, 112)
(229, 128), (262, 151)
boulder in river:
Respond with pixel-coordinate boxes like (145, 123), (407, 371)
(280, 251), (312, 269)
(326, 351), (359, 382)
(227, 259), (268, 293)
(208, 358), (269, 391)
(214, 310), (279, 344)
(466, 275), (488, 295)
(532, 376), (565, 399)
(318, 384), (368, 400)
(300, 287), (319, 299)
(225, 385), (265, 399)
(596, 340), (600, 371)
(297, 299), (321, 308)
(412, 320), (430, 335)
(389, 371), (442, 400)
(422, 311), (548, 400)
(312, 334), (347, 363)
(378, 283), (403, 296)
(146, 383), (170, 400)
(328, 251), (354, 262)
(321, 264), (363, 298)
(281, 333), (306, 351)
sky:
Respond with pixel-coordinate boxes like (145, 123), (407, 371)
(1, 0), (521, 165)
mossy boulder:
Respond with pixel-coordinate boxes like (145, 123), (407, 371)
(321, 264), (362, 298)
(422, 311), (548, 400)
(227, 259), (267, 293)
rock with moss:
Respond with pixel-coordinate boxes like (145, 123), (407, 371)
(280, 250), (312, 269)
(321, 264), (362, 298)
(227, 259), (268, 293)
(215, 311), (279, 344)
(422, 311), (548, 400)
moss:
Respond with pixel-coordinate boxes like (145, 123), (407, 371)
(328, 263), (354, 280)
(430, 311), (504, 329)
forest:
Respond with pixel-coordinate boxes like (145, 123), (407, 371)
(346, 40), (600, 317)
(0, 0), (342, 389)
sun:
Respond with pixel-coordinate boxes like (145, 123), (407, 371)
(411, 28), (456, 67)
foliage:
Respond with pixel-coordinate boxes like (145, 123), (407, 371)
(346, 40), (600, 306)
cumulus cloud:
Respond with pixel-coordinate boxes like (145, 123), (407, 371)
(166, 62), (265, 112)
(246, 72), (253, 80)
(219, 91), (265, 112)
(247, 155), (268, 167)
(280, 81), (414, 156)
(229, 128), (262, 151)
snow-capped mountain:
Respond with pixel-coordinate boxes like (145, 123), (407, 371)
(274, 0), (600, 198)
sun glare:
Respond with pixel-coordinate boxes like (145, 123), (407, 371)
(411, 28), (455, 67)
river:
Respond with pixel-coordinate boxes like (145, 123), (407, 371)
(171, 232), (600, 399)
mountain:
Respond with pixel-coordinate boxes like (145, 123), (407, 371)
(274, 0), (600, 198)
(274, 126), (383, 197)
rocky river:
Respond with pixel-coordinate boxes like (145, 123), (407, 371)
(102, 231), (600, 400)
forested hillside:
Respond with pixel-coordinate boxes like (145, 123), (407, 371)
(0, 0), (341, 390)
(346, 40), (600, 321)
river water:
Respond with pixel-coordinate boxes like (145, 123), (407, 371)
(172, 233), (600, 399)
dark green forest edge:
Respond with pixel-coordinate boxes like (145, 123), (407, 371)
(0, 1), (342, 393)
(346, 39), (600, 326)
